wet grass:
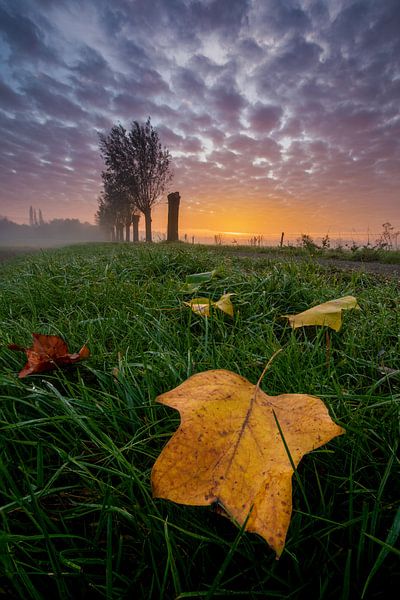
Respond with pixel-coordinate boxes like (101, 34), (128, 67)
(0, 243), (399, 599)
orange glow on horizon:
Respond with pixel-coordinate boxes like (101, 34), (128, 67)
(151, 196), (340, 237)
(221, 231), (251, 236)
(125, 196), (382, 242)
(13, 190), (396, 240)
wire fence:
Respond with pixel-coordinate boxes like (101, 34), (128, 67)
(177, 230), (400, 250)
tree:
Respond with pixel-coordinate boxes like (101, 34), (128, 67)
(29, 206), (34, 227)
(99, 118), (172, 242)
(96, 192), (116, 241)
(96, 174), (137, 242)
(38, 209), (45, 226)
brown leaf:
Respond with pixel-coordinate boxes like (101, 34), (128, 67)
(151, 369), (344, 557)
(8, 333), (90, 378)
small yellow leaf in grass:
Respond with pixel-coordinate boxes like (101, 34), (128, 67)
(184, 297), (212, 316)
(185, 294), (235, 317)
(214, 293), (235, 317)
(284, 295), (360, 332)
(151, 369), (344, 557)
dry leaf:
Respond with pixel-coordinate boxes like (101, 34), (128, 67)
(185, 293), (234, 317)
(151, 369), (344, 556)
(184, 297), (212, 317)
(9, 333), (89, 378)
(214, 293), (235, 317)
(284, 295), (360, 332)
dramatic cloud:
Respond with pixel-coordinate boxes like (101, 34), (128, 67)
(0, 0), (399, 238)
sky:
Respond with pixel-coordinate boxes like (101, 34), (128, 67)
(0, 0), (399, 239)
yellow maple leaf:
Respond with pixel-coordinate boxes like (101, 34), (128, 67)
(151, 369), (344, 557)
(284, 295), (360, 332)
(185, 293), (235, 317)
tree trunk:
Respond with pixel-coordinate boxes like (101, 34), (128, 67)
(125, 223), (130, 242)
(144, 208), (152, 242)
(167, 192), (180, 242)
(132, 214), (140, 242)
(111, 227), (115, 242)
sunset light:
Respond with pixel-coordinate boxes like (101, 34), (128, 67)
(0, 0), (399, 239)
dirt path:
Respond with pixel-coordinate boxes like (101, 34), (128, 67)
(315, 257), (400, 277)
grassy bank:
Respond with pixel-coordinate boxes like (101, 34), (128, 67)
(0, 243), (399, 599)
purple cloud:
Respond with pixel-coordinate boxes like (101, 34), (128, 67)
(248, 104), (283, 133)
(0, 0), (398, 232)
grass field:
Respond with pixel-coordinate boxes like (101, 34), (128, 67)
(0, 243), (399, 599)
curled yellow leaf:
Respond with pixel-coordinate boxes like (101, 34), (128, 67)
(184, 293), (235, 317)
(214, 293), (235, 317)
(184, 297), (212, 317)
(284, 295), (360, 332)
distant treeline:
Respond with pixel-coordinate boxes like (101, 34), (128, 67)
(0, 217), (106, 246)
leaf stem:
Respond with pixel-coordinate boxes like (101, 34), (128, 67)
(256, 348), (283, 391)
